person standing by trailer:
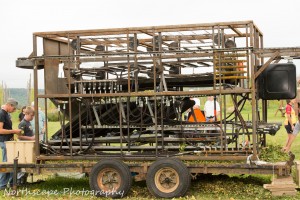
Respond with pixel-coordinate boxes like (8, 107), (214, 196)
(30, 101), (46, 142)
(183, 89), (202, 122)
(286, 112), (300, 154)
(187, 97), (205, 122)
(17, 106), (35, 185)
(18, 106), (35, 141)
(282, 99), (297, 153)
(204, 96), (220, 122)
(0, 98), (22, 190)
(187, 97), (200, 117)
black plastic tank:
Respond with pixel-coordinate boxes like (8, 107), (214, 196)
(258, 63), (296, 100)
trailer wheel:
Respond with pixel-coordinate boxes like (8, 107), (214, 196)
(146, 158), (190, 198)
(89, 159), (132, 198)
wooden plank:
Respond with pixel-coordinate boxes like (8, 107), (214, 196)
(214, 59), (247, 63)
(272, 175), (294, 182)
(229, 25), (243, 37)
(215, 71), (247, 75)
(271, 191), (297, 196)
(214, 76), (247, 80)
(215, 65), (246, 69)
(254, 51), (279, 79)
(263, 175), (297, 196)
(295, 160), (300, 187)
(264, 184), (296, 189)
(33, 20), (254, 37)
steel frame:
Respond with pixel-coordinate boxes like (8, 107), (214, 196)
(15, 20), (300, 166)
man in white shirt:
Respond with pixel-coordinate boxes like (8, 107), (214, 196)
(204, 96), (220, 122)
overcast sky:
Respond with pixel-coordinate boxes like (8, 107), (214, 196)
(1, 0), (300, 88)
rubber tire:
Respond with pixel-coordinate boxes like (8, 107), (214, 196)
(146, 158), (191, 198)
(89, 159), (132, 198)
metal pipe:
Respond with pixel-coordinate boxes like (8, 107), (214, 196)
(12, 156), (18, 195)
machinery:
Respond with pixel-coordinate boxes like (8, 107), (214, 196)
(11, 20), (300, 198)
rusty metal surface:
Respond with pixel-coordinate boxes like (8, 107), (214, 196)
(0, 161), (291, 179)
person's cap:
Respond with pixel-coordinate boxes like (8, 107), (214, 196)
(6, 98), (18, 107)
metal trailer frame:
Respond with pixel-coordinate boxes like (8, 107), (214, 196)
(2, 20), (300, 198)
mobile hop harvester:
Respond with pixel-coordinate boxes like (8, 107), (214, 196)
(2, 20), (300, 198)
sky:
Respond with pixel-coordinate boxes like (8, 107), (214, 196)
(1, 0), (300, 88)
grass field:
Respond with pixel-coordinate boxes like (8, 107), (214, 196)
(1, 100), (300, 199)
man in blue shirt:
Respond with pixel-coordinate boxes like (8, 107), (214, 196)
(30, 102), (46, 142)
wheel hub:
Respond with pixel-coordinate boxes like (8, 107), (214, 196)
(97, 168), (121, 191)
(155, 167), (179, 193)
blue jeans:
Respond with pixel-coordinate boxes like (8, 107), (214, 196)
(206, 117), (215, 122)
(0, 142), (13, 189)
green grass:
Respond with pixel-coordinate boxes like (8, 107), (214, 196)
(1, 175), (299, 199)
(1, 102), (300, 199)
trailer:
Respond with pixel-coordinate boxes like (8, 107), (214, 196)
(1, 20), (300, 198)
